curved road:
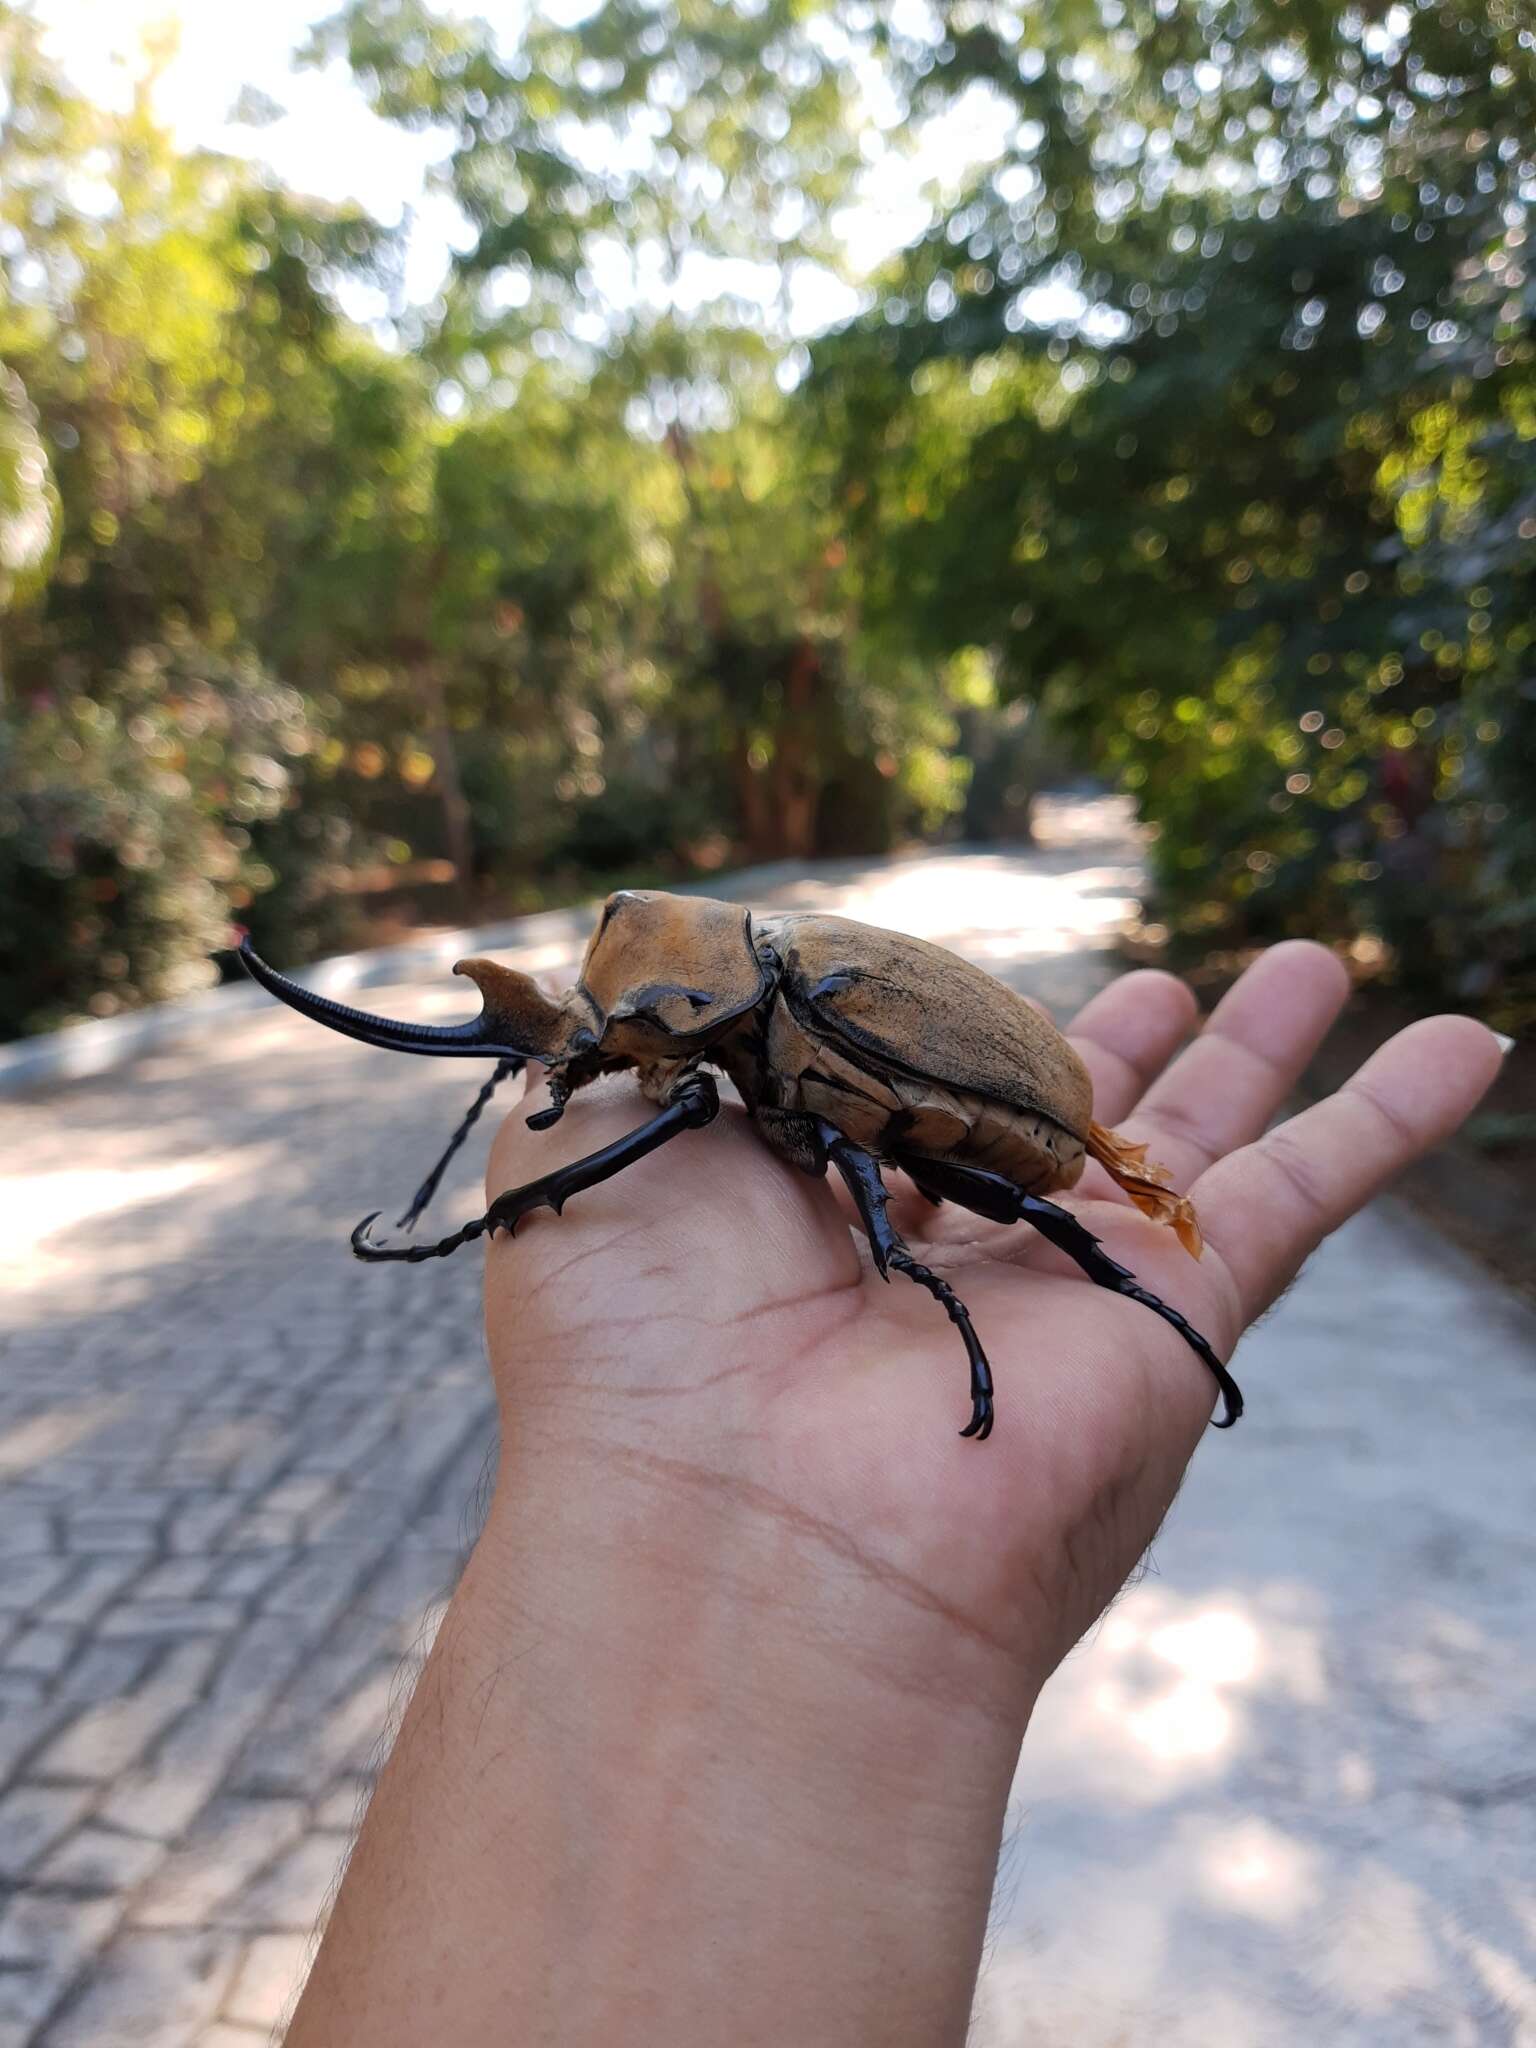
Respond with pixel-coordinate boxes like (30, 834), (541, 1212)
(2, 798), (1533, 2044)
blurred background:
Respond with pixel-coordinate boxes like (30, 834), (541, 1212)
(3, 9), (1536, 2042)
(2, 0), (1533, 1046)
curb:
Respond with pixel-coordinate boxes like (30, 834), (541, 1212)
(0, 903), (599, 1098)
(0, 821), (1130, 1098)
(0, 855), (834, 1099)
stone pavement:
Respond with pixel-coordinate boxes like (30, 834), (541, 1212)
(981, 1203), (1536, 2048)
(1, 797), (1532, 2044)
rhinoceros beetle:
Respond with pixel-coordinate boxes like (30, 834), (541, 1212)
(240, 890), (1242, 1441)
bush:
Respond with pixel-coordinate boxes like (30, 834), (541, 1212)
(0, 642), (339, 1037)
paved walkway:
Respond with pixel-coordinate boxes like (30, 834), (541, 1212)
(1, 799), (1532, 2044)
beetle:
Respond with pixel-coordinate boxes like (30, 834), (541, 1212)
(239, 889), (1242, 1441)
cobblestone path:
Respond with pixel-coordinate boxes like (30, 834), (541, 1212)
(2, 799), (1533, 2045)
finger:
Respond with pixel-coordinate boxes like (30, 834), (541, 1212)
(1066, 969), (1201, 1125)
(1119, 941), (1350, 1186)
(1193, 1014), (1503, 1322)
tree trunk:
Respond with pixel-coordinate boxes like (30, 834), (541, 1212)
(731, 733), (775, 862)
(419, 665), (475, 902)
(773, 637), (821, 860)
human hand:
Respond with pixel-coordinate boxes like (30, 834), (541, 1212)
(483, 940), (1501, 1694)
(291, 943), (1502, 2048)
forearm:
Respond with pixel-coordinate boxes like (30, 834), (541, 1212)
(288, 1437), (1035, 2048)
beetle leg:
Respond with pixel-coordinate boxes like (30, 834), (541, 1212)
(354, 1073), (720, 1263)
(395, 1058), (521, 1231)
(900, 1154), (1241, 1429)
(815, 1124), (994, 1442)
(888, 1252), (995, 1441)
(524, 1072), (572, 1133)
(1014, 1194), (1243, 1428)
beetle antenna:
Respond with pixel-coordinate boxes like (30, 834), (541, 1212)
(397, 1058), (521, 1232)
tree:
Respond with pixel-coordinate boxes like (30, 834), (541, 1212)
(306, 0), (867, 359)
(0, 10), (389, 1025)
(310, 0), (975, 863)
(814, 0), (1536, 1020)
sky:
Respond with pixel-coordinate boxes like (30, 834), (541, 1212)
(31, 0), (474, 309)
(28, 0), (1022, 338)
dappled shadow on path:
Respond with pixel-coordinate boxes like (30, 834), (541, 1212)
(974, 1208), (1536, 2047)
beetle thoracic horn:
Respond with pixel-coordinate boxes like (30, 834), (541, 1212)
(237, 937), (532, 1060)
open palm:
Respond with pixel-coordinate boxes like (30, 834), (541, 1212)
(482, 941), (1499, 1688)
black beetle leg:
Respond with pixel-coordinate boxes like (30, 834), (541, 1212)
(355, 1073), (720, 1263)
(815, 1123), (995, 1442)
(889, 1251), (995, 1442)
(896, 1154), (1242, 1430)
(524, 1072), (572, 1133)
(395, 1057), (521, 1231)
(1015, 1193), (1243, 1428)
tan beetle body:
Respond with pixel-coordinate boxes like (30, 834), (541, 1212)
(240, 888), (1233, 1440)
(457, 893), (1194, 1237)
(720, 912), (1094, 1195)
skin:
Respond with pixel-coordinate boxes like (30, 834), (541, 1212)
(286, 943), (1502, 2048)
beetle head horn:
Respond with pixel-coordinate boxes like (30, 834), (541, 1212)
(238, 938), (583, 1063)
(453, 956), (595, 1060)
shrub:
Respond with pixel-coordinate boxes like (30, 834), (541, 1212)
(0, 642), (340, 1037)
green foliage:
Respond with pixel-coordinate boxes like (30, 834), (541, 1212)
(5, 0), (1532, 1040)
(814, 0), (1536, 1024)
(0, 6), (387, 1032)
(0, 367), (57, 616)
(305, 0), (866, 353)
(0, 640), (338, 1032)
(0, 0), (978, 1040)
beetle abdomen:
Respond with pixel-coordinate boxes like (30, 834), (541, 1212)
(889, 1074), (1087, 1194)
(747, 990), (1087, 1195)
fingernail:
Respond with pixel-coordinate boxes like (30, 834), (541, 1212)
(1492, 1031), (1516, 1058)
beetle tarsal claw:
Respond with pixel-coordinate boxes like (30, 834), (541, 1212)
(959, 1395), (994, 1442)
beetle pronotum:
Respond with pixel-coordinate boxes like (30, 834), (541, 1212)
(241, 890), (1242, 1441)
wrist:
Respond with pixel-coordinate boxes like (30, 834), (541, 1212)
(296, 1425), (1045, 2047)
(443, 1435), (1035, 2042)
(479, 1424), (1038, 1733)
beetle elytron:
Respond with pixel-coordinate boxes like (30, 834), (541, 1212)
(240, 891), (1242, 1441)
